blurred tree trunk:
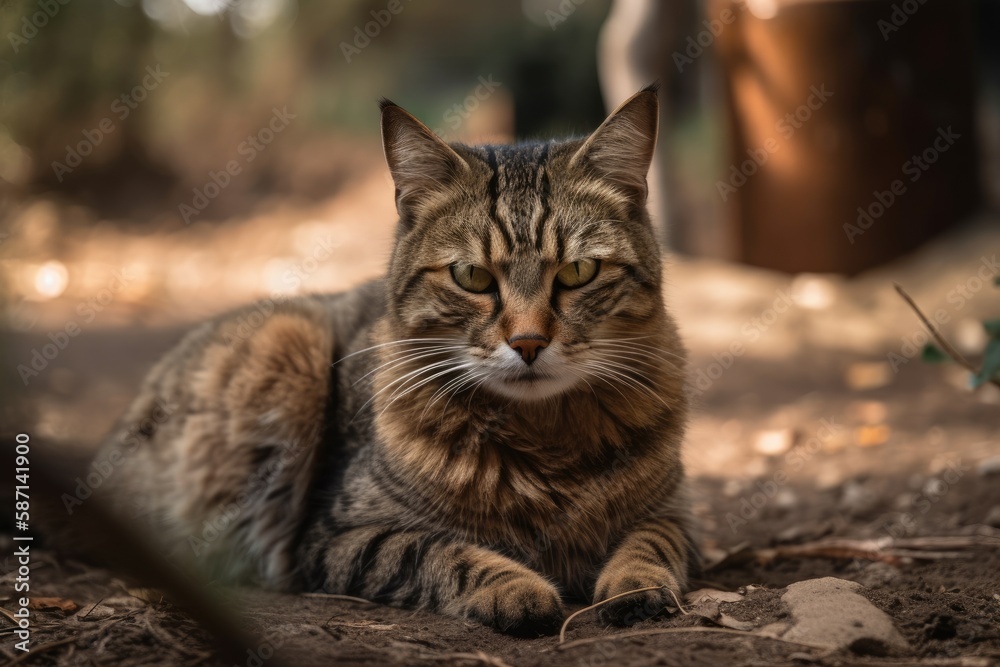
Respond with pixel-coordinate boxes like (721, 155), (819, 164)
(598, 0), (699, 249)
(711, 0), (979, 274)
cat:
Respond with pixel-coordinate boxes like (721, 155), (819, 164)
(97, 84), (697, 636)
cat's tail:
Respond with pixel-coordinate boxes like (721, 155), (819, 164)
(94, 296), (337, 589)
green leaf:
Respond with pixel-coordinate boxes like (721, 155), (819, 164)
(973, 338), (1000, 388)
(921, 343), (949, 364)
(985, 319), (1000, 338)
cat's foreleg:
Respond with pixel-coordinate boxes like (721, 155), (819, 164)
(592, 515), (696, 626)
(308, 526), (566, 636)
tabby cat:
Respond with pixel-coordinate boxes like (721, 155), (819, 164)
(98, 84), (696, 636)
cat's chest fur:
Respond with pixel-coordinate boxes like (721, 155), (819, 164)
(355, 387), (680, 594)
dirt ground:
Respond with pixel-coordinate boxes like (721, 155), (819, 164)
(1, 175), (999, 665)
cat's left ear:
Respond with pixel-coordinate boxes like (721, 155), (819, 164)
(570, 84), (659, 200)
(380, 99), (470, 220)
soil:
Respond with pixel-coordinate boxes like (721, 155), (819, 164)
(1, 182), (999, 666)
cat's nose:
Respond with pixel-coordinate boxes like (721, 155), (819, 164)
(508, 334), (549, 365)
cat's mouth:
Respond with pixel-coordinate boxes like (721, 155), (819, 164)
(501, 365), (554, 384)
(505, 372), (552, 385)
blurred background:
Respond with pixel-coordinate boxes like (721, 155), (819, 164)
(1, 3), (1000, 663)
(0, 0), (998, 514)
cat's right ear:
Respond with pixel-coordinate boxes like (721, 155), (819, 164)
(380, 99), (469, 222)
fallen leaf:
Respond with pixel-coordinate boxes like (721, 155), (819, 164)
(718, 613), (755, 631)
(856, 424), (890, 447)
(685, 588), (744, 605)
(29, 597), (79, 614)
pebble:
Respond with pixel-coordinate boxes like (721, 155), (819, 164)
(855, 561), (900, 589)
(839, 479), (879, 515)
(985, 505), (1000, 528)
(778, 577), (909, 655)
(977, 456), (1000, 477)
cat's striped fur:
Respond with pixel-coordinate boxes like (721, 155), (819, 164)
(98, 85), (697, 635)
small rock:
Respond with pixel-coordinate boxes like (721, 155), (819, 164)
(855, 562), (900, 589)
(771, 489), (797, 511)
(758, 621), (792, 637)
(977, 456), (1000, 477)
(985, 506), (1000, 528)
(75, 603), (116, 620)
(840, 479), (879, 515)
(778, 577), (909, 655)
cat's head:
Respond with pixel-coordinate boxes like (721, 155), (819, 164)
(378, 86), (669, 402)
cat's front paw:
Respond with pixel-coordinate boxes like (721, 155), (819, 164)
(593, 565), (679, 627)
(463, 572), (566, 637)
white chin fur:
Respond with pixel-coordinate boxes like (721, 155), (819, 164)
(482, 373), (580, 402)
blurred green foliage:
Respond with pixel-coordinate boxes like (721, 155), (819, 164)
(0, 0), (610, 202)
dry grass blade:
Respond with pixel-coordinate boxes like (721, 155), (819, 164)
(893, 283), (1000, 390)
(558, 586), (665, 643)
(556, 626), (823, 652)
(430, 651), (516, 667)
(301, 592), (378, 605)
(6, 636), (81, 666)
(753, 535), (999, 565)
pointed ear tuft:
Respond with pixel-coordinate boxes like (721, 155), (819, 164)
(570, 86), (659, 200)
(380, 101), (469, 220)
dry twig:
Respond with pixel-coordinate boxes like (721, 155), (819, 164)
(301, 592), (378, 605)
(556, 626), (822, 652)
(893, 283), (1000, 389)
(558, 585), (664, 643)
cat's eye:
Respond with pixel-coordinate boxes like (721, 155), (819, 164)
(450, 263), (497, 293)
(555, 259), (600, 289)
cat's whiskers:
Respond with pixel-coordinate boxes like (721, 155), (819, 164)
(334, 337), (460, 366)
(353, 345), (467, 386)
(588, 348), (662, 372)
(378, 361), (477, 419)
(352, 357), (464, 422)
(580, 358), (669, 411)
(578, 362), (635, 409)
(590, 338), (685, 363)
(420, 368), (488, 422)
